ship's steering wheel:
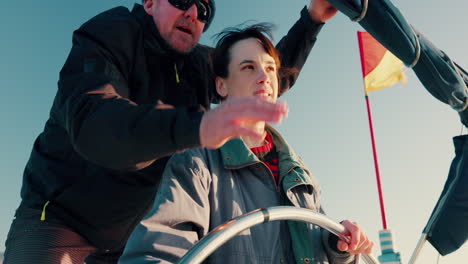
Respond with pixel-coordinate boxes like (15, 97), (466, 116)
(177, 206), (380, 264)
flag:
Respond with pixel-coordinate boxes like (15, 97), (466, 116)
(357, 31), (406, 93)
(423, 135), (468, 255)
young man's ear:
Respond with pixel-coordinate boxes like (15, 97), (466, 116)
(143, 0), (155, 15)
(215, 77), (228, 99)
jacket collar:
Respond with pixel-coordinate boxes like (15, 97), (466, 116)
(220, 125), (307, 175)
(219, 125), (320, 192)
(267, 127), (319, 192)
(219, 138), (259, 169)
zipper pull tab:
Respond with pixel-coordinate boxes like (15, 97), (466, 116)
(40, 201), (50, 221)
(174, 63), (180, 84)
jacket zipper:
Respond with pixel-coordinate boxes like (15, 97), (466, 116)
(249, 162), (292, 261)
(231, 161), (305, 261)
(258, 161), (280, 193)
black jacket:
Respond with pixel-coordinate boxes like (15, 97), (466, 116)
(18, 4), (324, 251)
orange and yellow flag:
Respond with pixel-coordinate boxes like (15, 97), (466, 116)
(357, 31), (406, 94)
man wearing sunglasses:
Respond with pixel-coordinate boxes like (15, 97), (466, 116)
(3, 0), (337, 263)
(144, 0), (214, 54)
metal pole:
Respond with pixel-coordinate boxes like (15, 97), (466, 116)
(364, 94), (389, 230)
(177, 206), (380, 264)
(408, 233), (428, 264)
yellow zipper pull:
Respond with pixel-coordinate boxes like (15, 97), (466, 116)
(174, 63), (180, 84)
(40, 201), (50, 221)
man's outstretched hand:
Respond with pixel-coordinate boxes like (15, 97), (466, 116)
(199, 97), (288, 149)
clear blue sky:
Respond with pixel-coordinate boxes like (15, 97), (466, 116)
(1, 0), (467, 263)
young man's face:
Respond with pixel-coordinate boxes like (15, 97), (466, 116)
(144, 0), (207, 54)
(216, 38), (279, 103)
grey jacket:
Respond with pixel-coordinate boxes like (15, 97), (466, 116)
(119, 127), (355, 264)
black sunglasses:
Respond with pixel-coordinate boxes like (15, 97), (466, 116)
(168, 0), (212, 24)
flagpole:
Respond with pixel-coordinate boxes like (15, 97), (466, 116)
(358, 31), (402, 264)
(357, 30), (389, 230)
(363, 92), (388, 230)
(364, 90), (402, 264)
